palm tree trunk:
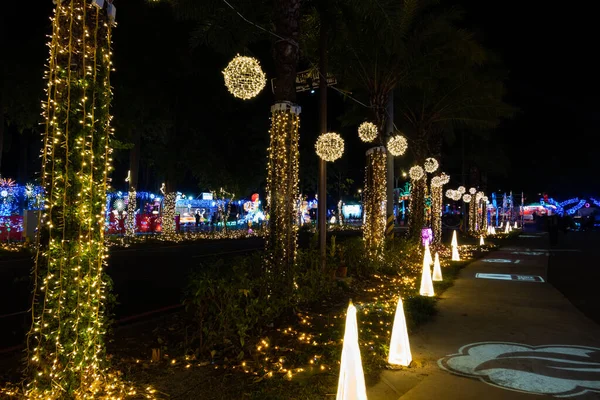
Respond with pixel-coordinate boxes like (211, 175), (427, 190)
(265, 0), (302, 297)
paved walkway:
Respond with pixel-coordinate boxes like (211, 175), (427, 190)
(368, 232), (600, 399)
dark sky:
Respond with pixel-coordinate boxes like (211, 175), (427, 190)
(1, 0), (598, 201)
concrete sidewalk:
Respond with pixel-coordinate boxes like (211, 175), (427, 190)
(367, 232), (600, 400)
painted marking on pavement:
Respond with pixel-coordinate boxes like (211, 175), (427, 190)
(438, 342), (600, 398)
(475, 273), (544, 283)
(481, 258), (522, 264)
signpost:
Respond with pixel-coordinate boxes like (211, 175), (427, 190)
(270, 68), (337, 94)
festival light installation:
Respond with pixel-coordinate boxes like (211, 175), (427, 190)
(419, 253), (435, 297)
(432, 252), (443, 281)
(336, 302), (368, 400)
(363, 147), (387, 260)
(357, 122), (378, 143)
(469, 187), (477, 195)
(469, 193), (477, 234)
(430, 174), (447, 244)
(408, 165), (426, 238)
(424, 157), (439, 173)
(388, 296), (412, 366)
(409, 165), (424, 181)
(504, 223), (510, 234)
(16, 1), (155, 398)
(315, 132), (344, 162)
(387, 134), (408, 156)
(424, 243), (433, 266)
(452, 245), (460, 261)
(480, 235), (484, 246)
(162, 192), (177, 236)
(265, 102), (301, 294)
(451, 230), (458, 247)
(514, 221), (518, 229)
(462, 194), (471, 203)
(125, 190), (136, 238)
(457, 186), (466, 195)
(222, 54), (267, 100)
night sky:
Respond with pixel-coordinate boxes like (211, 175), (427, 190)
(1, 1), (597, 201)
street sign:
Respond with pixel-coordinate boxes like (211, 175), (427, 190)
(270, 68), (337, 94)
(475, 273), (545, 283)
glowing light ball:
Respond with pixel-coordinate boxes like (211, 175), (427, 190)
(462, 194), (472, 203)
(336, 301), (368, 400)
(504, 223), (510, 234)
(409, 165), (425, 181)
(357, 122), (378, 143)
(315, 132), (344, 162)
(483, 196), (488, 203)
(222, 54), (267, 100)
(432, 252), (443, 281)
(388, 296), (412, 366)
(440, 172), (450, 185)
(457, 186), (466, 194)
(419, 255), (435, 297)
(114, 199), (125, 211)
(431, 176), (442, 187)
(469, 187), (477, 195)
(0, 190), (7, 198)
(453, 191), (462, 201)
(446, 189), (455, 199)
(476, 192), (484, 201)
(387, 135), (408, 156)
(424, 157), (439, 173)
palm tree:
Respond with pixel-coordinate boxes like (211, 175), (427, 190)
(395, 54), (516, 239)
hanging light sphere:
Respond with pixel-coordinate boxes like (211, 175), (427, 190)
(409, 165), (425, 180)
(469, 187), (477, 195)
(387, 135), (408, 156)
(453, 191), (463, 201)
(457, 186), (466, 194)
(424, 157), (439, 173)
(446, 189), (455, 199)
(431, 176), (442, 187)
(463, 194), (472, 203)
(358, 122), (378, 143)
(476, 192), (484, 201)
(315, 132), (345, 162)
(440, 172), (450, 185)
(222, 54), (267, 100)
(483, 196), (489, 203)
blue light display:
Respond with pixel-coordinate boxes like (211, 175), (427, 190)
(567, 199), (587, 215)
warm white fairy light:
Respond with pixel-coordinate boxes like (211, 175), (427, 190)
(469, 187), (477, 195)
(388, 296), (412, 366)
(463, 194), (472, 203)
(424, 157), (439, 173)
(387, 135), (408, 156)
(357, 122), (378, 143)
(440, 172), (450, 185)
(315, 132), (344, 162)
(453, 191), (462, 201)
(446, 189), (455, 199)
(222, 54), (267, 100)
(431, 176), (442, 187)
(457, 186), (466, 194)
(409, 166), (424, 181)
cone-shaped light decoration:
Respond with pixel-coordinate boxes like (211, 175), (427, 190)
(336, 301), (368, 400)
(504, 223), (510, 234)
(514, 221), (518, 229)
(451, 244), (460, 261)
(480, 235), (484, 246)
(424, 243), (433, 266)
(419, 255), (435, 297)
(499, 221), (503, 228)
(492, 226), (496, 235)
(451, 230), (458, 247)
(432, 252), (443, 281)
(388, 296), (412, 366)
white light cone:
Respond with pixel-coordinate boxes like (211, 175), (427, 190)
(451, 230), (458, 247)
(336, 302), (367, 400)
(432, 252), (443, 281)
(492, 227), (496, 235)
(504, 223), (510, 234)
(419, 257), (435, 297)
(388, 296), (412, 366)
(479, 235), (484, 246)
(451, 245), (460, 261)
(499, 222), (503, 228)
(514, 221), (518, 229)
(424, 243), (433, 266)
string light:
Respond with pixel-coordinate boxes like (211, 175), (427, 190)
(162, 192), (177, 236)
(357, 122), (378, 143)
(125, 189), (136, 238)
(7, 2), (157, 398)
(222, 54), (267, 100)
(439, 172), (450, 185)
(423, 157), (439, 173)
(430, 173), (447, 244)
(315, 132), (344, 162)
(265, 102), (300, 295)
(387, 135), (408, 156)
(363, 147), (386, 260)
(463, 194), (472, 203)
(457, 186), (466, 194)
(408, 166), (424, 181)
(469, 187), (477, 195)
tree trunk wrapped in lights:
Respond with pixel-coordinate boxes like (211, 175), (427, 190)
(23, 2), (134, 397)
(162, 192), (177, 236)
(125, 189), (136, 238)
(430, 184), (442, 244)
(469, 198), (477, 234)
(481, 199), (488, 234)
(363, 147), (387, 260)
(265, 102), (300, 294)
(408, 176), (426, 240)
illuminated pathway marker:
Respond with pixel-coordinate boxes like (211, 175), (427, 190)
(439, 342), (600, 398)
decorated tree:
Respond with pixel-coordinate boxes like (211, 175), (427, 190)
(18, 1), (140, 398)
